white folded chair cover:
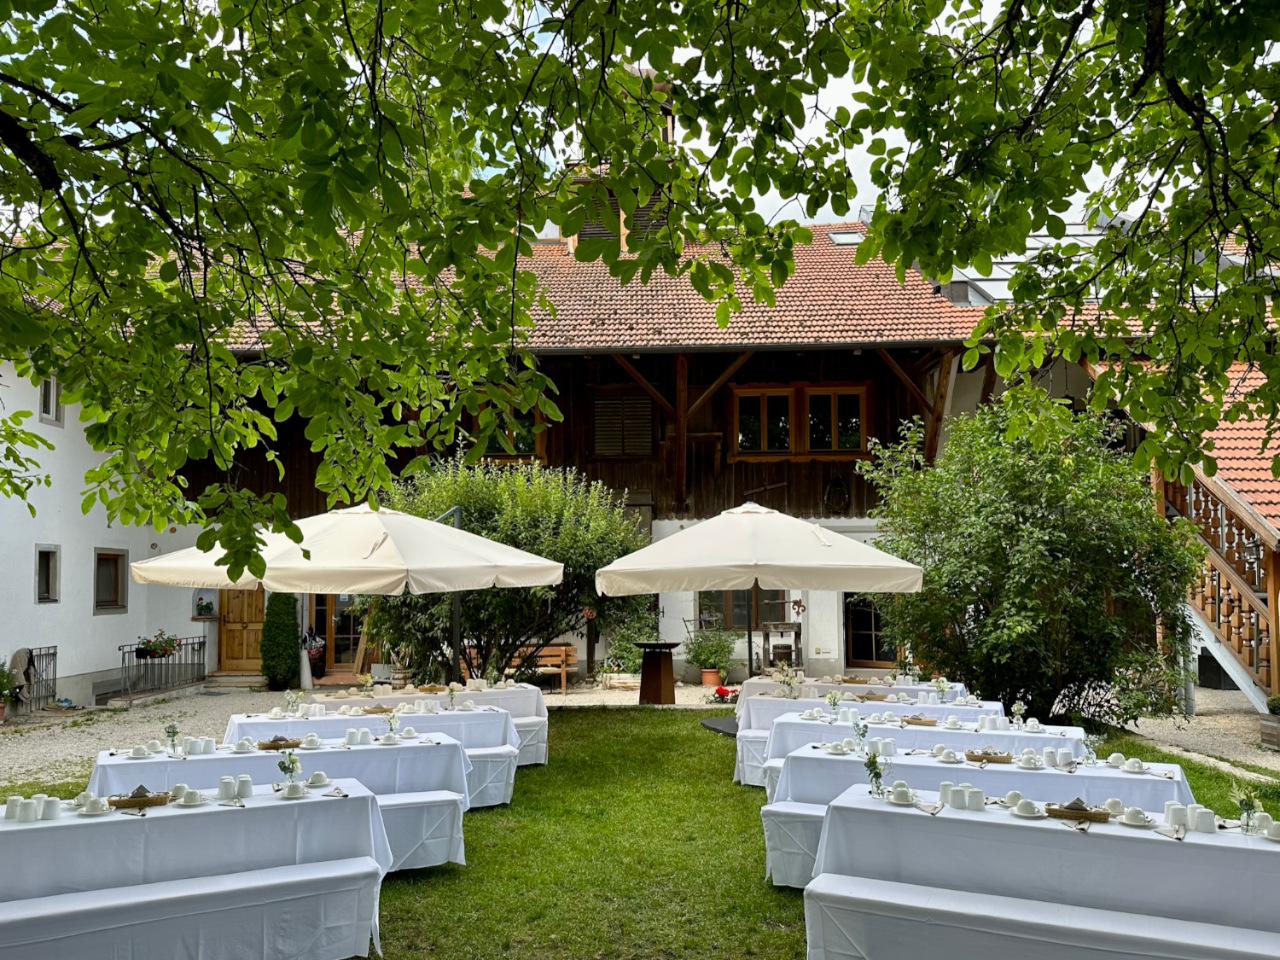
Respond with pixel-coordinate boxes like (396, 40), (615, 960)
(512, 715), (549, 766)
(465, 744), (519, 807)
(803, 874), (1280, 960)
(734, 728), (769, 785)
(376, 791), (466, 870)
(0, 857), (382, 960)
(761, 801), (825, 889)
(763, 758), (786, 803)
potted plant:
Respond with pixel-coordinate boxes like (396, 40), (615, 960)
(684, 627), (738, 685)
(388, 642), (413, 688)
(1262, 695), (1280, 751)
(135, 630), (178, 659)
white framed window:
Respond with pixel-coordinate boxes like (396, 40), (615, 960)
(34, 544), (60, 604)
(39, 377), (63, 427)
(93, 548), (129, 614)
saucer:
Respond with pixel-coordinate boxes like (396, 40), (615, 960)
(298, 743), (325, 750)
(305, 779), (331, 788)
(178, 797), (209, 808)
(823, 747), (848, 756)
(886, 793), (916, 806)
(376, 739), (400, 746)
(1010, 807), (1047, 819)
(278, 791), (309, 801)
(232, 747), (254, 754)
(398, 732), (420, 739)
(936, 756), (964, 764)
(1118, 815), (1157, 828)
(125, 753), (153, 760)
(1261, 833), (1280, 843)
(1121, 765), (1149, 775)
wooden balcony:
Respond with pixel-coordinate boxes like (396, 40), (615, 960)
(1166, 477), (1280, 696)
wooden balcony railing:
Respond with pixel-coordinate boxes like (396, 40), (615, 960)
(1166, 477), (1280, 696)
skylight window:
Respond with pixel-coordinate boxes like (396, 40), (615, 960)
(828, 231), (864, 246)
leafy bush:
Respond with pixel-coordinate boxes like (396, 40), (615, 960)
(683, 627), (739, 672)
(602, 612), (657, 674)
(857, 388), (1204, 726)
(261, 592), (300, 691)
(360, 459), (649, 680)
(0, 662), (14, 702)
(1267, 695), (1280, 717)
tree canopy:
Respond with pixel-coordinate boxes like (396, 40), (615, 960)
(857, 390), (1205, 725)
(1, 0), (1276, 568)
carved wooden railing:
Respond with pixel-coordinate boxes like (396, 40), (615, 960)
(1166, 477), (1279, 696)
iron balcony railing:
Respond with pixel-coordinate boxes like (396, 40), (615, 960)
(117, 636), (207, 702)
(12, 645), (57, 713)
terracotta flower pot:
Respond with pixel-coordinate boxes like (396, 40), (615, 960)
(700, 668), (721, 686)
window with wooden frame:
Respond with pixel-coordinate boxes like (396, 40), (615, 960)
(698, 588), (789, 631)
(39, 377), (63, 427)
(592, 389), (653, 458)
(93, 548), (129, 614)
(844, 595), (894, 667)
(730, 383), (871, 461)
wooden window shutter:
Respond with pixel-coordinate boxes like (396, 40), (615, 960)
(594, 393), (652, 457)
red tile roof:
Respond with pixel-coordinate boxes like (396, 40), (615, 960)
(525, 223), (985, 352)
(1202, 364), (1280, 530)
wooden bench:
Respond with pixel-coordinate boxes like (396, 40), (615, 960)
(495, 643), (578, 694)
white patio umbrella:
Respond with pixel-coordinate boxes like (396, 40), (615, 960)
(131, 504), (564, 595)
(595, 502), (921, 674)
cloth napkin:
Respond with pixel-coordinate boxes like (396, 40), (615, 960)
(1156, 825), (1186, 841)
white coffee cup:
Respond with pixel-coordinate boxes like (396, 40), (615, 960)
(40, 796), (60, 820)
(1018, 755), (1038, 769)
(966, 787), (985, 811)
(892, 785), (911, 802)
(1195, 809), (1217, 833)
(305, 734), (321, 747)
(217, 776), (236, 800)
(16, 799), (38, 823)
(949, 785), (968, 809)
(237, 775), (254, 799)
(201, 737), (216, 754)
(1004, 790), (1022, 807)
(1123, 758), (1144, 772)
(1167, 804), (1188, 828)
(403, 727), (418, 738)
(381, 733), (397, 744)
(868, 713), (883, 723)
(882, 711), (896, 723)
(75, 791), (95, 807)
(928, 693), (939, 704)
(996, 717), (1010, 730)
(1256, 812), (1273, 833)
(1015, 798), (1038, 816)
(941, 748), (957, 763)
(932, 743), (946, 757)
(837, 708), (850, 723)
(130, 745), (149, 758)
(1108, 752), (1125, 768)
(269, 707), (283, 718)
(182, 736), (196, 754)
(1104, 797), (1125, 816)
(308, 770), (328, 785)
(1042, 747), (1057, 767)
(88, 797), (111, 813)
(867, 738), (883, 754)
(345, 728), (359, 746)
(1122, 806), (1147, 825)
(171, 783), (189, 801)
(1021, 747), (1036, 757)
(1185, 803), (1204, 825)
(285, 781), (307, 798)
(1267, 821), (1280, 840)
(358, 728), (373, 745)
(938, 781), (954, 804)
(842, 737), (856, 750)
(978, 716), (991, 731)
(147, 739), (164, 753)
(881, 738), (897, 756)
(1057, 748), (1074, 767)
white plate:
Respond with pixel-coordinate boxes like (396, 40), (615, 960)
(305, 780), (331, 788)
(375, 739), (400, 746)
(1261, 833), (1280, 843)
(124, 754), (153, 760)
(823, 749), (849, 756)
(176, 798), (210, 809)
(398, 732), (420, 739)
(1118, 816), (1157, 828)
(936, 757), (964, 764)
(278, 792), (309, 800)
(887, 794), (917, 806)
(232, 748), (255, 755)
(1121, 766), (1149, 775)
(1010, 807), (1048, 819)
(77, 807), (112, 817)
(1016, 763), (1044, 771)
(297, 744), (325, 750)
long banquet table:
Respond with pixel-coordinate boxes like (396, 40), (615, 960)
(765, 712), (1086, 761)
(88, 735), (472, 806)
(0, 779), (392, 901)
(740, 676), (968, 702)
(309, 683), (547, 718)
(223, 707), (520, 752)
(737, 696), (1003, 731)
(812, 786), (1280, 935)
(774, 744), (1194, 809)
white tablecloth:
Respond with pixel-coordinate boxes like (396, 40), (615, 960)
(223, 707), (520, 751)
(737, 697), (1003, 731)
(0, 779), (391, 901)
(309, 683), (547, 718)
(774, 745), (1194, 808)
(813, 787), (1280, 934)
(765, 713), (1085, 761)
(88, 736), (472, 807)
(740, 677), (968, 703)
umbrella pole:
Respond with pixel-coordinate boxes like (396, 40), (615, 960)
(748, 579), (758, 679)
(435, 506), (466, 684)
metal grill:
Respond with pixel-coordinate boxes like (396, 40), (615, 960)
(118, 636), (207, 702)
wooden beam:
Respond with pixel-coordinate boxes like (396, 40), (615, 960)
(610, 354), (675, 417)
(1267, 547), (1280, 697)
(876, 348), (931, 410)
(923, 351), (957, 462)
(688, 350), (755, 417)
(674, 353), (689, 510)
(979, 353), (997, 404)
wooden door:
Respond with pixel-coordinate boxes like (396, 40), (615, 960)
(219, 588), (265, 671)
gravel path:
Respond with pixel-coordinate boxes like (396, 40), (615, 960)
(1125, 686), (1280, 776)
(0, 681), (721, 788)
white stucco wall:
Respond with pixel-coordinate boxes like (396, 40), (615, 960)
(0, 363), (205, 704)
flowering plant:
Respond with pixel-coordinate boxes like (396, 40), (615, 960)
(356, 673), (375, 696)
(825, 690), (842, 711)
(284, 690), (301, 712)
(196, 595), (215, 617)
(932, 676), (948, 694)
(1231, 780), (1262, 831)
(136, 630), (178, 657)
(775, 664), (801, 699)
(386, 711), (400, 735)
(277, 750), (301, 783)
(447, 681), (461, 706)
(707, 686), (739, 704)
(164, 722), (179, 754)
(865, 752), (884, 797)
(1010, 700), (1027, 719)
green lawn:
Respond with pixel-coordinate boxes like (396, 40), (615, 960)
(7, 710), (1280, 960)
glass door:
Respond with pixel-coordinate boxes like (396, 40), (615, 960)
(314, 594), (362, 670)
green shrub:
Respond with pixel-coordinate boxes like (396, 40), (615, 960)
(1267, 694), (1280, 717)
(683, 627), (739, 672)
(360, 458), (649, 680)
(260, 592), (300, 691)
(857, 387), (1205, 725)
(603, 612), (657, 674)
(0, 662), (13, 701)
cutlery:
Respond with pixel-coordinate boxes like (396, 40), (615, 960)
(913, 802), (942, 816)
(118, 807), (146, 817)
(218, 798), (245, 807)
(1155, 825), (1186, 841)
(271, 783), (283, 793)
